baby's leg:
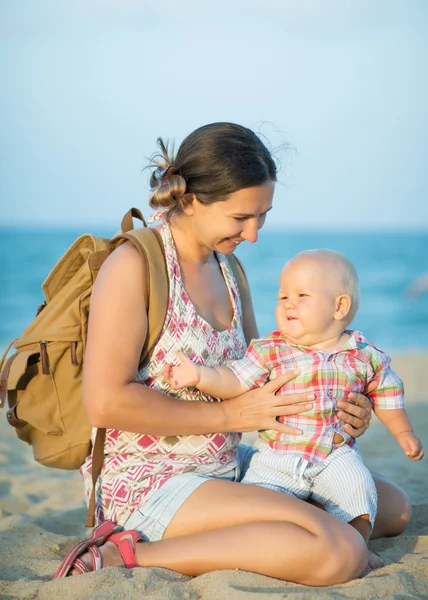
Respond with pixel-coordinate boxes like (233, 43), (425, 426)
(311, 445), (381, 569)
(349, 517), (383, 569)
(240, 443), (311, 500)
(349, 514), (371, 543)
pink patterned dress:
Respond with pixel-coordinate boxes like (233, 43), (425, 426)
(81, 221), (248, 525)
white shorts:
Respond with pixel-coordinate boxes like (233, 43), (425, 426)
(241, 441), (377, 528)
(122, 443), (257, 541)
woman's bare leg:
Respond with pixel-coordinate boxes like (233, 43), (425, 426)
(154, 479), (367, 585)
(72, 479), (367, 586)
(370, 472), (412, 539)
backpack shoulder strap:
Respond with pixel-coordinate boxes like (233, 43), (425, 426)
(225, 253), (250, 313)
(113, 227), (169, 366)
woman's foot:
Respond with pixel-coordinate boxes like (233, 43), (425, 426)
(54, 529), (143, 577)
(69, 540), (126, 575)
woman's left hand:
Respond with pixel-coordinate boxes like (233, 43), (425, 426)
(336, 381), (377, 438)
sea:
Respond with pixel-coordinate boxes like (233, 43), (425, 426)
(2, 227), (428, 353)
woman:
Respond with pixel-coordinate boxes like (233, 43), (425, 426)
(56, 123), (410, 585)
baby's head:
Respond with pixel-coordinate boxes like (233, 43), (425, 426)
(275, 249), (359, 347)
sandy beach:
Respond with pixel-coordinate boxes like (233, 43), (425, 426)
(1, 353), (427, 599)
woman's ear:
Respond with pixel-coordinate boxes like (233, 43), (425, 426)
(334, 294), (352, 321)
(181, 193), (197, 216)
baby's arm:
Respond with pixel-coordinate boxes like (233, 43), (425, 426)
(368, 347), (423, 460)
(165, 351), (247, 399)
(375, 408), (424, 460)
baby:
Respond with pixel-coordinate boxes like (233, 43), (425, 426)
(165, 249), (424, 568)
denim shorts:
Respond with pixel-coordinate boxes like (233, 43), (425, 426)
(122, 444), (257, 542)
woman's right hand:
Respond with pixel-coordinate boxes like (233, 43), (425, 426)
(222, 369), (314, 434)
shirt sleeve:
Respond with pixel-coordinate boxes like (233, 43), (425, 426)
(227, 339), (271, 390)
(368, 349), (405, 410)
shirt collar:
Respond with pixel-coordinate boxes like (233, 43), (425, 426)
(276, 329), (369, 356)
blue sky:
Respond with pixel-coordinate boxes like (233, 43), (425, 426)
(1, 0), (427, 230)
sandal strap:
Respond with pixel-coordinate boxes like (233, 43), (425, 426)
(73, 558), (90, 575)
(89, 520), (118, 541)
(53, 520), (121, 579)
(110, 531), (142, 568)
(88, 545), (103, 571)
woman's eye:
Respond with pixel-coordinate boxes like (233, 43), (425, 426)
(234, 213), (268, 223)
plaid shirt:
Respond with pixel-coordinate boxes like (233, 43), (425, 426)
(228, 330), (404, 464)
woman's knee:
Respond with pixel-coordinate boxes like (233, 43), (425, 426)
(377, 491), (411, 537)
(309, 524), (368, 586)
(396, 494), (412, 534)
(371, 473), (412, 539)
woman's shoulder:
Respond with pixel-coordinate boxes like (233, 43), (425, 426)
(94, 241), (147, 299)
(103, 241), (144, 274)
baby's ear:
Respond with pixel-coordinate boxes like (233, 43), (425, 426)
(333, 294), (352, 321)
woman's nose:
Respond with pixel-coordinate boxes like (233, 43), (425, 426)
(241, 220), (259, 244)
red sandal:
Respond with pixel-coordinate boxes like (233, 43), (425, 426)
(54, 526), (143, 578)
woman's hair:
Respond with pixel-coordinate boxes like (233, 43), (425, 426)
(148, 122), (277, 220)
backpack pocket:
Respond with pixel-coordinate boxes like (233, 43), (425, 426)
(7, 344), (66, 436)
(5, 341), (92, 469)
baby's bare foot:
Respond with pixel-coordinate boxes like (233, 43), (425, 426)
(69, 541), (125, 576)
(367, 550), (384, 570)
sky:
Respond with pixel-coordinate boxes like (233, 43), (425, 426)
(1, 0), (427, 230)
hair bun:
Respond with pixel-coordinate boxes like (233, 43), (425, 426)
(149, 163), (187, 211)
(153, 165), (178, 186)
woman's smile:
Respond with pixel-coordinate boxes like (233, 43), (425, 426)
(224, 237), (242, 246)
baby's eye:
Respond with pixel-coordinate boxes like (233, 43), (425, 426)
(298, 293), (308, 297)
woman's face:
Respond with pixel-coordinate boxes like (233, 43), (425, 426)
(188, 181), (275, 254)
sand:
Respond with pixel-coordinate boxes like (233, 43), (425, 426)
(0, 353), (427, 599)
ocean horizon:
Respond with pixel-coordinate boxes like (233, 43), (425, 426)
(2, 226), (428, 353)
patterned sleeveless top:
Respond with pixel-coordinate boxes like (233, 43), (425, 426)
(81, 220), (248, 525)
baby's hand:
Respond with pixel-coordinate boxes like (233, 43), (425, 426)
(396, 432), (424, 461)
(164, 351), (201, 390)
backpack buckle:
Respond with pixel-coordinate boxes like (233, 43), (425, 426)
(6, 404), (27, 429)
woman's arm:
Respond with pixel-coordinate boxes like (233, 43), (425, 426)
(83, 243), (312, 436)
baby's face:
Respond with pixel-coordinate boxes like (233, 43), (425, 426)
(275, 256), (343, 346)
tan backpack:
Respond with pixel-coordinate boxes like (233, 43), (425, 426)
(0, 208), (249, 526)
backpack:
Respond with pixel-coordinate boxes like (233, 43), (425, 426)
(0, 208), (249, 526)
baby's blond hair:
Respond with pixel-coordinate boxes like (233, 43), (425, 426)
(291, 249), (360, 322)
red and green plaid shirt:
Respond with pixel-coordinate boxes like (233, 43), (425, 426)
(228, 330), (404, 464)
